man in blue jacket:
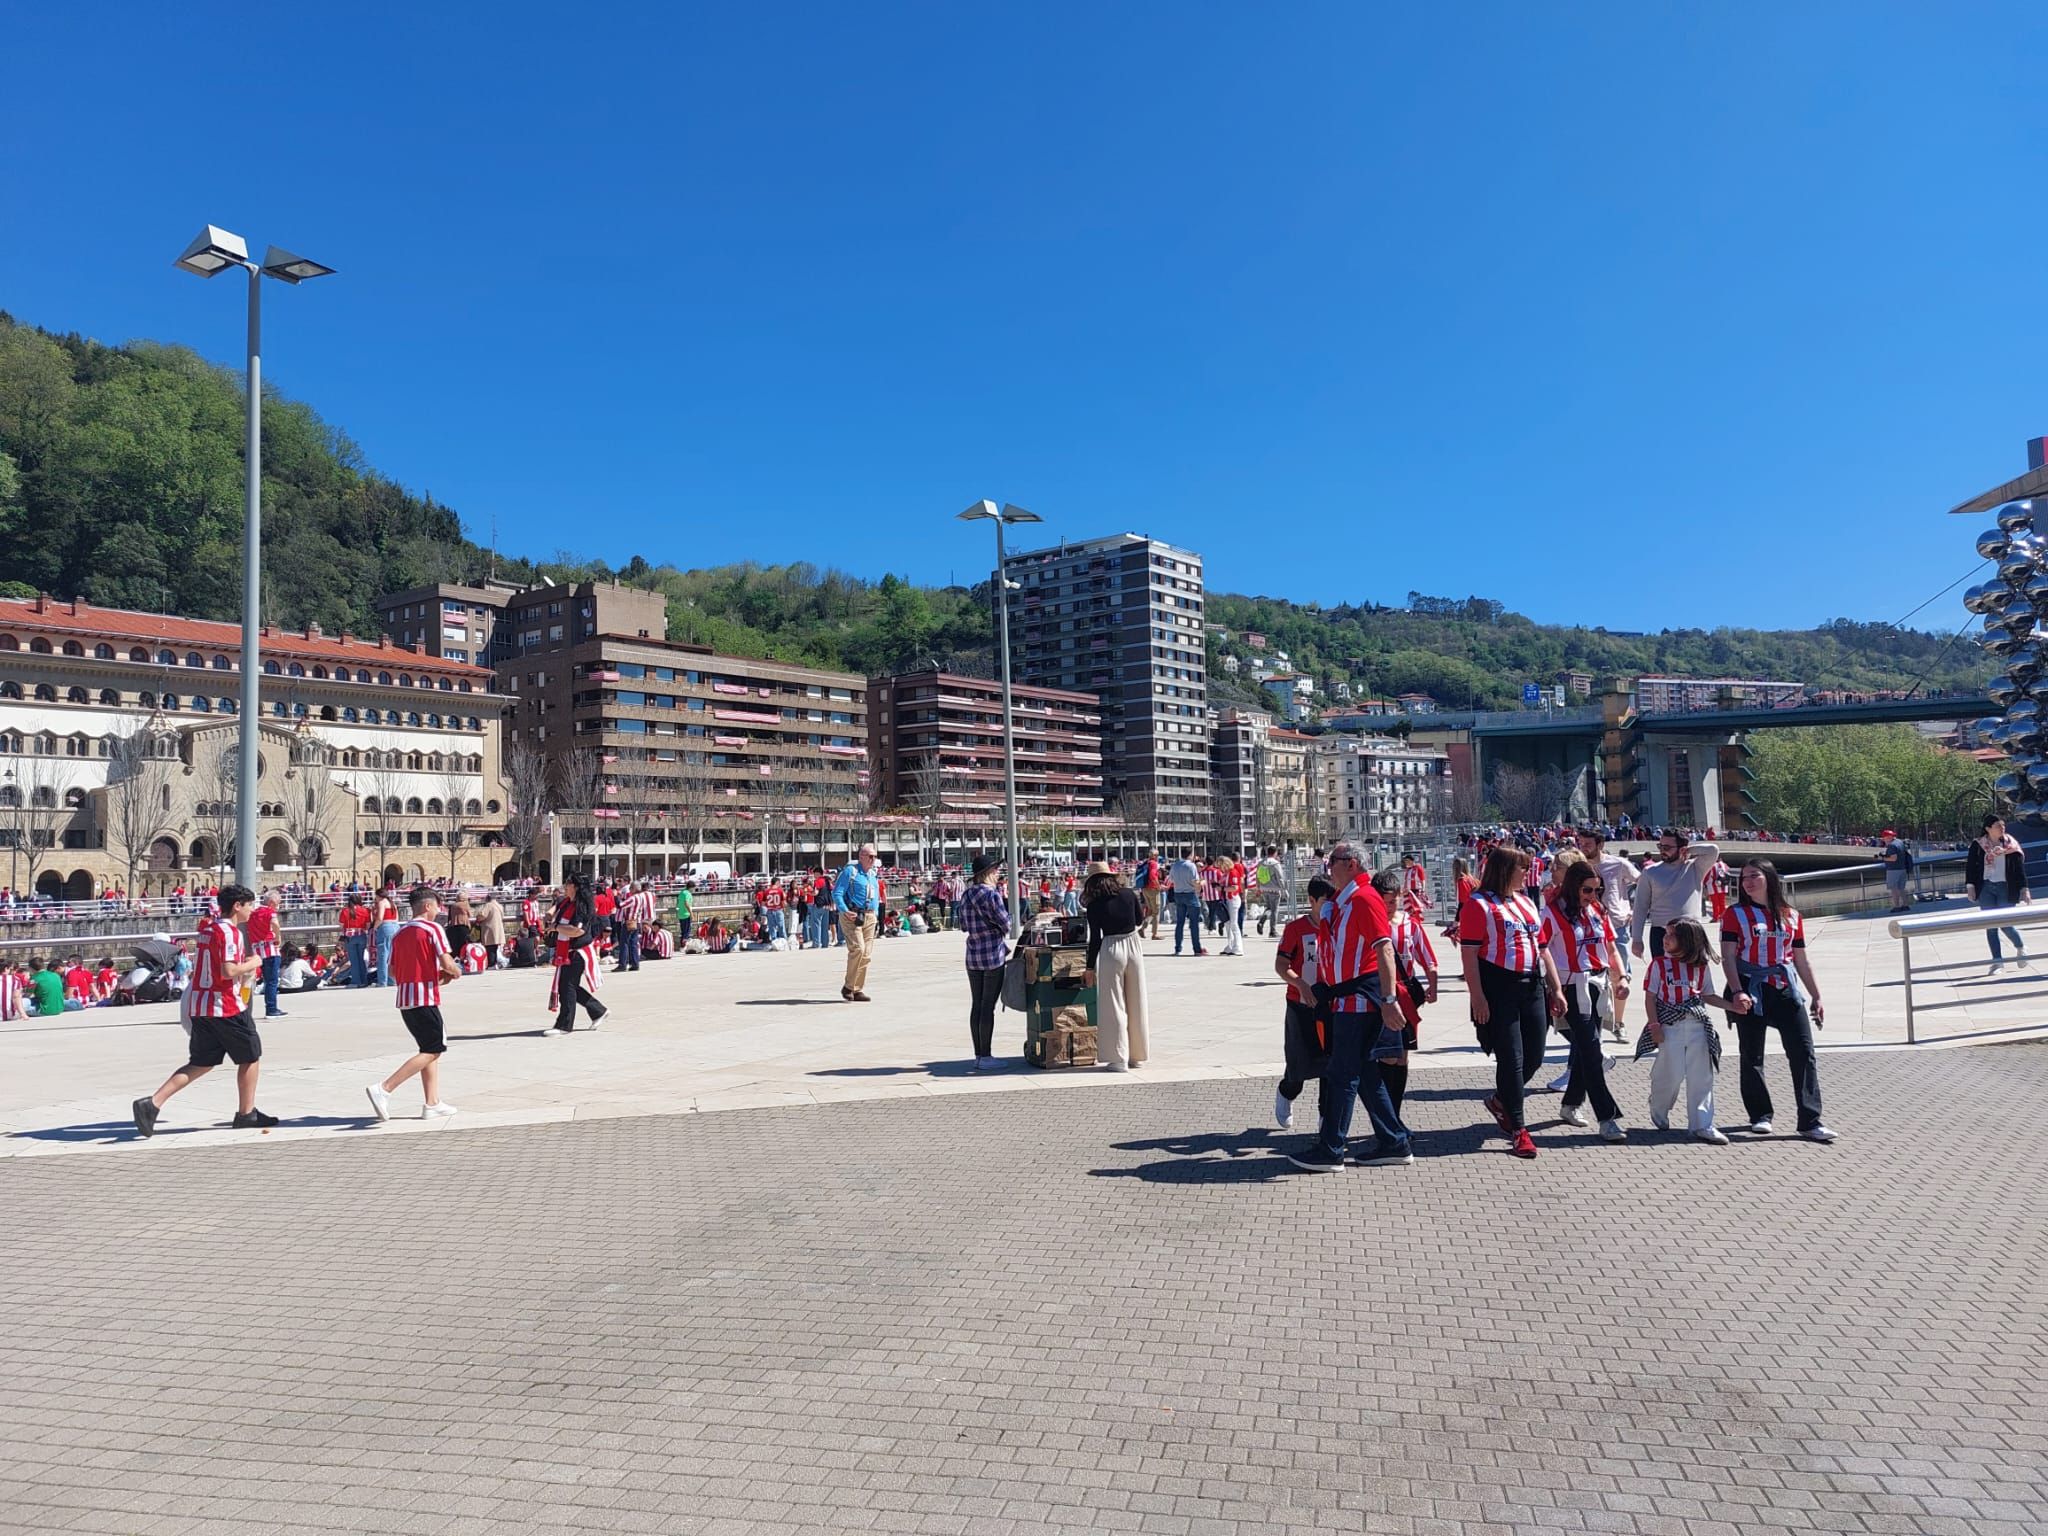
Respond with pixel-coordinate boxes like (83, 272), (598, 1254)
(835, 843), (882, 1001)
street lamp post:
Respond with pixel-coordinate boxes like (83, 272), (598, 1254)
(958, 500), (1043, 933)
(4, 766), (17, 895)
(175, 227), (335, 889)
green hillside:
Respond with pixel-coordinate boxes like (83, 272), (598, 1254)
(0, 312), (1990, 698)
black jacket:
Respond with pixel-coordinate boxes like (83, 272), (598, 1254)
(1966, 840), (2027, 897)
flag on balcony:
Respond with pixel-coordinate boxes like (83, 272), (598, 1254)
(759, 765), (772, 776)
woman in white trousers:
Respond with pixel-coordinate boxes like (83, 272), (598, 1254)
(1081, 864), (1149, 1071)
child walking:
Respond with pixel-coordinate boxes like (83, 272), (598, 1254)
(1641, 917), (1749, 1144)
(1271, 877), (1336, 1127)
(366, 885), (463, 1122)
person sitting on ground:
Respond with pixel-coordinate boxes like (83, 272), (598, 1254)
(62, 955), (94, 1006)
(703, 918), (733, 954)
(93, 957), (118, 1003)
(277, 945), (320, 994)
(508, 924), (539, 969)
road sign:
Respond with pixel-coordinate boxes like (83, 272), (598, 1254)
(1522, 683), (1541, 706)
(1554, 685), (1567, 706)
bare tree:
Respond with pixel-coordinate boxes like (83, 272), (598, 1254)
(438, 773), (473, 882)
(1490, 764), (1572, 826)
(200, 742), (239, 878)
(500, 737), (549, 877)
(1118, 786), (1159, 856)
(11, 752), (71, 897)
(1448, 769), (1487, 826)
(103, 721), (171, 898)
(910, 753), (948, 865)
(552, 745), (607, 880)
(366, 763), (407, 878)
(282, 734), (340, 879)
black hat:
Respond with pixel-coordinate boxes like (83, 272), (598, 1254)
(971, 852), (1004, 877)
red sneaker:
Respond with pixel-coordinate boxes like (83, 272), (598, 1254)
(1510, 1129), (1538, 1159)
(1483, 1094), (1512, 1135)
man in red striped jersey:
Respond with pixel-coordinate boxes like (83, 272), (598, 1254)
(366, 885), (463, 1123)
(132, 885), (269, 1138)
(1287, 842), (1413, 1172)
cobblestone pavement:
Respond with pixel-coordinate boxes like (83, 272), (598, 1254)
(5, 1043), (2046, 1536)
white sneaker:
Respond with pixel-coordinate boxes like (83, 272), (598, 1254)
(1804, 1124), (1838, 1143)
(1748, 1119), (1773, 1135)
(1990, 962), (2004, 976)
(1102, 1061), (1129, 1073)
(1694, 1127), (1729, 1145)
(1544, 1067), (1572, 1093)
(1598, 1119), (1626, 1143)
(364, 1084), (391, 1122)
(2018, 953), (2032, 968)
(422, 1102), (458, 1119)
(975, 1056), (998, 1071)
(1559, 1103), (1590, 1128)
(1274, 1089), (1294, 1129)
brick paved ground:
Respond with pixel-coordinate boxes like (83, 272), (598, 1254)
(5, 1044), (2046, 1536)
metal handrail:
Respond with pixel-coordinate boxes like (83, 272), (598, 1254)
(1885, 902), (2048, 1042)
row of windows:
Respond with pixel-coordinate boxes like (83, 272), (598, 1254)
(0, 635), (482, 691)
(0, 680), (486, 730)
(361, 796), (488, 816)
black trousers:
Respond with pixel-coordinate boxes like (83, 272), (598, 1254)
(554, 950), (607, 1032)
(1560, 982), (1620, 1120)
(1735, 983), (1823, 1131)
(1480, 960), (1549, 1132)
(966, 966), (1004, 1058)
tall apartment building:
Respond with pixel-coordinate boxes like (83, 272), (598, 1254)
(1634, 676), (1805, 714)
(500, 636), (871, 875)
(1312, 735), (1449, 851)
(869, 670), (1103, 823)
(1210, 709), (1319, 852)
(0, 595), (511, 895)
(1001, 534), (1211, 843)
(375, 579), (667, 669)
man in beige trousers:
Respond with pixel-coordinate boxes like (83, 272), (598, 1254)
(835, 843), (882, 1002)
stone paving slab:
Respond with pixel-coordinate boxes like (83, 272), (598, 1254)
(3, 1043), (2045, 1534)
(5, 907), (2046, 1161)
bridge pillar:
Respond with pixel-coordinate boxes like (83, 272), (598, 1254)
(1633, 733), (1738, 831)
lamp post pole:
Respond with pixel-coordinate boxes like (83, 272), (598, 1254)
(993, 516), (1023, 933)
(237, 265), (262, 889)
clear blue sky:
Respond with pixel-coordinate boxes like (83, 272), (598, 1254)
(6, 3), (2045, 633)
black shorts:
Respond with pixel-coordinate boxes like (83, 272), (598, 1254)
(185, 1010), (262, 1069)
(400, 1006), (447, 1055)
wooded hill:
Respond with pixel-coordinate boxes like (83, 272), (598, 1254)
(0, 312), (1990, 699)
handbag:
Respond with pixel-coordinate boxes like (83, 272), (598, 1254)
(1001, 949), (1031, 1013)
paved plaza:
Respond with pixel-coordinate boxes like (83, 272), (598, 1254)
(4, 913), (2047, 1535)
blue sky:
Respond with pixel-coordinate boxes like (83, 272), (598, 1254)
(6, 3), (2045, 632)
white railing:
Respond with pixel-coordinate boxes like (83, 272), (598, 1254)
(1886, 904), (2048, 1043)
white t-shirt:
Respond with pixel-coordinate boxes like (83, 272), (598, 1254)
(279, 958), (314, 990)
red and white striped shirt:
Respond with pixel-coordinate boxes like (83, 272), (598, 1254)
(246, 903), (281, 959)
(0, 970), (22, 1021)
(1523, 856), (1546, 895)
(649, 925), (674, 958)
(1199, 866), (1225, 901)
(1543, 898), (1615, 980)
(190, 915), (247, 1018)
(1403, 862), (1430, 912)
(1720, 902), (1804, 979)
(1390, 907), (1437, 985)
(390, 918), (453, 1008)
(1317, 879), (1392, 1014)
(1459, 890), (1550, 974)
(1643, 954), (1710, 1006)
(520, 898), (541, 930)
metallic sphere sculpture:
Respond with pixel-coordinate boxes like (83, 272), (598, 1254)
(1981, 502), (2047, 820)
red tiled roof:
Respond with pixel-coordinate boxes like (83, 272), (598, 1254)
(0, 596), (490, 680)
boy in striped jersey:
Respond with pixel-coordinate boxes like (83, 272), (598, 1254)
(366, 885), (464, 1123)
(132, 885), (269, 1137)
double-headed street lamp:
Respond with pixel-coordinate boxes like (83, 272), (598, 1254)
(958, 500), (1043, 934)
(175, 226), (335, 888)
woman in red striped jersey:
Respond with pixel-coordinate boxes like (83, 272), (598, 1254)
(1720, 859), (1835, 1143)
(1459, 846), (1566, 1159)
(1544, 861), (1628, 1141)
(1643, 918), (1747, 1144)
(1371, 867), (1436, 1116)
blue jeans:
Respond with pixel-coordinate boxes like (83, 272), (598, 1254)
(261, 954), (282, 1015)
(1173, 892), (1206, 954)
(1314, 1010), (1411, 1159)
(618, 925), (641, 969)
(345, 932), (370, 988)
(374, 921), (400, 986)
(806, 907), (831, 947)
(1979, 880), (2026, 960)
(763, 908), (786, 942)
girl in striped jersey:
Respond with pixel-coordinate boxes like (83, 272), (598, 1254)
(1544, 861), (1628, 1141)
(1372, 868), (1436, 1116)
(1720, 859), (1835, 1142)
(1459, 846), (1566, 1159)
(1642, 918), (1748, 1144)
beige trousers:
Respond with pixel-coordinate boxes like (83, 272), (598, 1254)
(840, 911), (878, 992)
(1096, 932), (1149, 1067)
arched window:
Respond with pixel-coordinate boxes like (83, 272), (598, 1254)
(405, 797), (423, 814)
(93, 644), (113, 660)
(427, 713), (443, 729)
(186, 652), (204, 668)
(96, 738), (110, 757)
(220, 698), (236, 713)
(97, 689), (118, 705)
(467, 717), (480, 731)
(287, 662), (305, 677)
(137, 691), (155, 708)
(65, 686), (87, 704)
(378, 672), (391, 686)
(0, 785), (15, 807)
(193, 696), (212, 712)
(468, 754), (483, 772)
(407, 752), (423, 771)
(212, 655), (231, 670)
(30, 786), (56, 807)
(60, 640), (83, 657)
(33, 684), (56, 702)
(356, 669), (370, 683)
(319, 705), (336, 721)
(312, 666), (328, 680)
(292, 702), (307, 717)
(342, 749), (359, 767)
(29, 637), (53, 654)
(65, 735), (86, 757)
(429, 752), (446, 772)
(438, 677), (452, 691)
(341, 707), (359, 723)
(0, 634), (16, 650)
(34, 734), (55, 755)
(363, 796), (381, 813)
(426, 798), (444, 815)
(156, 649), (174, 665)
(162, 694), (179, 711)
(0, 682), (20, 700)
(263, 660), (281, 675)
(63, 786), (85, 807)
(363, 708), (381, 724)
(406, 711), (421, 727)
(460, 681), (474, 693)
(465, 798), (482, 815)
(129, 647), (148, 662)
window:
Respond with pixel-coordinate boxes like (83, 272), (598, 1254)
(214, 655), (231, 670)
(26, 638), (52, 655)
(548, 625), (564, 641)
(264, 659), (281, 675)
(60, 640), (83, 657)
(93, 644), (113, 660)
(186, 652), (204, 668)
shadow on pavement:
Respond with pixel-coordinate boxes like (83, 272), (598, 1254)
(811, 1060), (985, 1079)
(9, 1113), (371, 1145)
(736, 998), (850, 1007)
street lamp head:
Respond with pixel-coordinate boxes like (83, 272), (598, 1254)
(261, 245), (336, 284)
(174, 225), (250, 277)
(957, 500), (1000, 523)
(998, 504), (1042, 525)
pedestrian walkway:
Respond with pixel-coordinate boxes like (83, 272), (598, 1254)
(4, 1044), (2044, 1535)
(2, 908), (2042, 1158)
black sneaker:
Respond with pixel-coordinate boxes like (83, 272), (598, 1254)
(231, 1108), (279, 1129)
(1286, 1146), (1344, 1173)
(132, 1097), (160, 1138)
